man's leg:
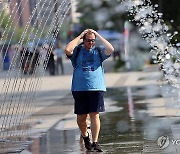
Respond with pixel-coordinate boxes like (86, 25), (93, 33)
(59, 58), (64, 75)
(89, 112), (100, 142)
(77, 114), (93, 150)
(77, 114), (88, 137)
(89, 112), (103, 152)
(55, 61), (59, 75)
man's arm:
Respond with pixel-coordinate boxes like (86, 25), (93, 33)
(89, 29), (114, 56)
(65, 29), (89, 57)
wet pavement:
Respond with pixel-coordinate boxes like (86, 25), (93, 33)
(21, 82), (180, 154)
(22, 87), (145, 154)
(1, 59), (180, 154)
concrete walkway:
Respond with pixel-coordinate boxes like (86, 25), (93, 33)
(1, 57), (179, 153)
(29, 64), (163, 132)
(23, 62), (180, 154)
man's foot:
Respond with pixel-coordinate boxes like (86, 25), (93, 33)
(92, 142), (103, 152)
(81, 133), (92, 151)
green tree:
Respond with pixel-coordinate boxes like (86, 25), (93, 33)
(0, 11), (12, 29)
(0, 12), (42, 44)
(76, 0), (126, 32)
(151, 0), (180, 41)
(77, 0), (179, 39)
(0, 11), (13, 41)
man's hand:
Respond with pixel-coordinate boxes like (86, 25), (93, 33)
(79, 29), (89, 39)
(88, 29), (98, 36)
(65, 29), (90, 56)
(88, 29), (114, 56)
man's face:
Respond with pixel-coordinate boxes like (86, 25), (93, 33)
(83, 33), (96, 50)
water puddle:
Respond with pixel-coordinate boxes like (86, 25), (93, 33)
(99, 87), (145, 153)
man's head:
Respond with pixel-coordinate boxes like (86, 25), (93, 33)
(83, 31), (96, 50)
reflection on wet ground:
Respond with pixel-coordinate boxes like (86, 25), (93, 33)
(22, 85), (178, 154)
(100, 87), (145, 154)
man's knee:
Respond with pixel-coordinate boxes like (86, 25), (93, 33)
(89, 112), (99, 119)
(77, 114), (88, 123)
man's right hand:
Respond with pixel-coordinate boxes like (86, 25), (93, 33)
(65, 29), (90, 56)
(79, 29), (90, 39)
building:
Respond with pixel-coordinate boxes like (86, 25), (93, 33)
(8, 0), (67, 28)
(7, 0), (76, 42)
(9, 0), (31, 27)
(71, 0), (81, 23)
(0, 0), (10, 15)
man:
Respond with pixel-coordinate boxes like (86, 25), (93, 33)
(53, 43), (64, 75)
(65, 29), (114, 152)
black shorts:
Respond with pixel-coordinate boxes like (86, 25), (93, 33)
(72, 91), (105, 114)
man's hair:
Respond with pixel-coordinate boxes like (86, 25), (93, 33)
(83, 31), (96, 41)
